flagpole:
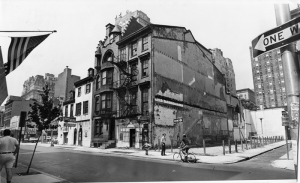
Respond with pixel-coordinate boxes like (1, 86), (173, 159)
(0, 30), (57, 33)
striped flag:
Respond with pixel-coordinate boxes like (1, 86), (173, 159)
(5, 34), (50, 76)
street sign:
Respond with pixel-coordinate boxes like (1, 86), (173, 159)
(282, 117), (289, 126)
(290, 102), (299, 128)
(252, 16), (300, 58)
(173, 118), (183, 123)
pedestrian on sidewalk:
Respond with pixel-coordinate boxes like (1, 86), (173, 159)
(161, 134), (167, 156)
(0, 129), (19, 183)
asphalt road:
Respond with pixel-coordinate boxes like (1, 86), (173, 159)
(16, 144), (295, 182)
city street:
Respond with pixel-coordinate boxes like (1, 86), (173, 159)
(13, 145), (295, 182)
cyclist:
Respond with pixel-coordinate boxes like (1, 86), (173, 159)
(180, 134), (190, 162)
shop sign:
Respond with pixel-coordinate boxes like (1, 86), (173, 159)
(64, 117), (76, 122)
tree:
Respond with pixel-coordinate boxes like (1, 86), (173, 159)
(26, 84), (61, 174)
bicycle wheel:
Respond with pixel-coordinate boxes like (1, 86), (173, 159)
(187, 152), (197, 163)
(173, 152), (182, 162)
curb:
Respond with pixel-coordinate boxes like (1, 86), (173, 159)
(15, 163), (69, 183)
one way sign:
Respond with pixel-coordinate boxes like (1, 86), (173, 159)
(252, 16), (300, 58)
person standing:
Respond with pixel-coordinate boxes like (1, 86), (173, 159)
(161, 133), (167, 156)
(0, 129), (19, 183)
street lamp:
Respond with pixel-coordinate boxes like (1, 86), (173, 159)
(259, 118), (263, 135)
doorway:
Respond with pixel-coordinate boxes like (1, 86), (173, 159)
(74, 128), (77, 145)
(129, 129), (136, 147)
(109, 119), (115, 140)
(63, 132), (68, 144)
(78, 127), (82, 146)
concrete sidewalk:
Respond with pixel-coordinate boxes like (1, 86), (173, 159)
(0, 163), (66, 183)
(271, 149), (295, 171)
(22, 140), (288, 164)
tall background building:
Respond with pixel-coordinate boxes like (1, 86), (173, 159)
(55, 66), (80, 103)
(21, 73), (57, 102)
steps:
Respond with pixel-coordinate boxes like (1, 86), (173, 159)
(98, 140), (116, 149)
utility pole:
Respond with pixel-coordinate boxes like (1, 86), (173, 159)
(274, 4), (299, 176)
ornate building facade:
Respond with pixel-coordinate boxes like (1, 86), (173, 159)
(22, 73), (56, 102)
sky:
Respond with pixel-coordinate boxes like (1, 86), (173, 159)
(0, 0), (299, 106)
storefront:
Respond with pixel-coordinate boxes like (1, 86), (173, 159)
(75, 119), (91, 147)
(116, 118), (149, 148)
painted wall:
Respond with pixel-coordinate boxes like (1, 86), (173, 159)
(235, 108), (286, 140)
(152, 26), (227, 146)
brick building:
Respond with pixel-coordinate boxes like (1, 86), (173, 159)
(92, 10), (230, 148)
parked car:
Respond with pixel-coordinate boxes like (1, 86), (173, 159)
(29, 137), (39, 143)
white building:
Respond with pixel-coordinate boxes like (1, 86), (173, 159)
(73, 68), (94, 147)
(57, 68), (94, 147)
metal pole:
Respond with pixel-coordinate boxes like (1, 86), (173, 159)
(14, 125), (23, 168)
(286, 126), (290, 160)
(275, 4), (299, 174)
(223, 140), (225, 155)
(203, 139), (206, 155)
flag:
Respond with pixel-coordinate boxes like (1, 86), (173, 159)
(0, 47), (8, 105)
(5, 34), (50, 76)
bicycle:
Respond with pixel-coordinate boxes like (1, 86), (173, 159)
(173, 147), (197, 163)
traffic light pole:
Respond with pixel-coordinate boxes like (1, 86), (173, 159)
(274, 4), (300, 176)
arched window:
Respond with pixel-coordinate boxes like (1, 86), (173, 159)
(103, 50), (114, 63)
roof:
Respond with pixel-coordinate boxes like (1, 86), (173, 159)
(74, 76), (93, 88)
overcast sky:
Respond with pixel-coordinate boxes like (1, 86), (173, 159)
(0, 0), (299, 106)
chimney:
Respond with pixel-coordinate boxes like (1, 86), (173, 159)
(106, 23), (114, 37)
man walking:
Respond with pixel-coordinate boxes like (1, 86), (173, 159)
(0, 129), (19, 183)
(161, 133), (167, 156)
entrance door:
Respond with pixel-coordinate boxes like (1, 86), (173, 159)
(78, 128), (82, 146)
(129, 129), (136, 147)
(109, 119), (115, 140)
(74, 128), (77, 145)
(63, 133), (68, 144)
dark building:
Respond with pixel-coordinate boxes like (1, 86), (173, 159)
(92, 10), (230, 149)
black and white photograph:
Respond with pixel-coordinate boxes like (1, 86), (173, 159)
(0, 0), (299, 182)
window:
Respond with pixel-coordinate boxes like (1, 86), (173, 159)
(110, 34), (114, 43)
(78, 87), (81, 97)
(129, 90), (137, 112)
(120, 47), (126, 61)
(142, 36), (148, 51)
(76, 102), (82, 116)
(94, 119), (103, 137)
(141, 88), (149, 115)
(65, 105), (68, 117)
(282, 87), (286, 92)
(70, 104), (74, 117)
(102, 70), (113, 86)
(83, 101), (89, 114)
(278, 57), (281, 61)
(100, 93), (112, 113)
(258, 84), (261, 88)
(96, 76), (101, 89)
(131, 42), (137, 57)
(131, 62), (138, 82)
(141, 59), (149, 77)
(86, 84), (91, 94)
(95, 96), (100, 112)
